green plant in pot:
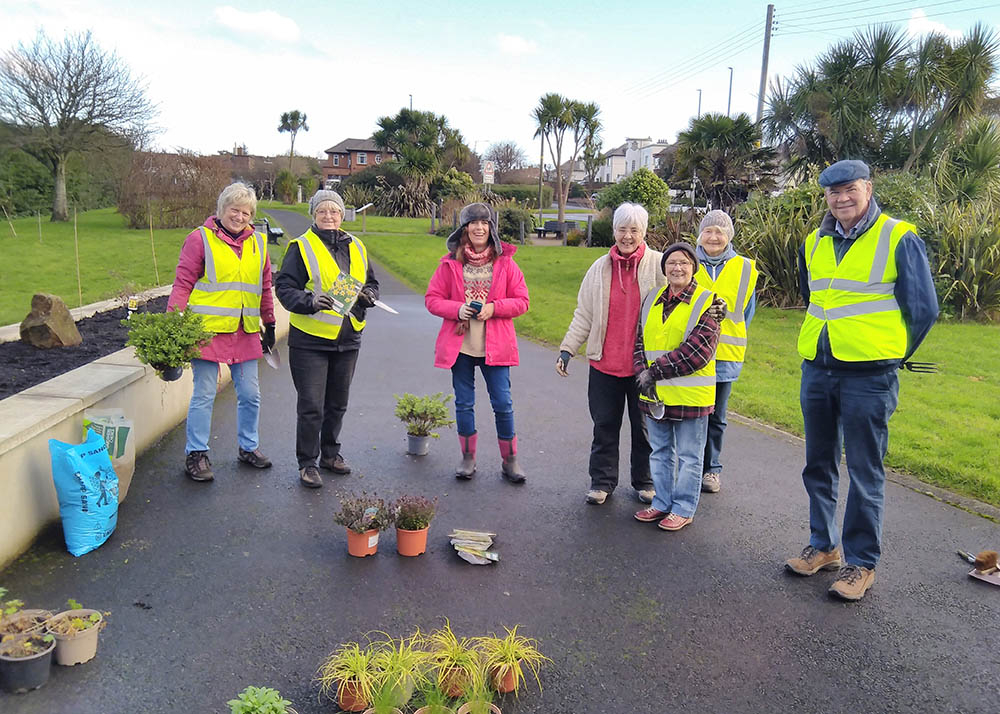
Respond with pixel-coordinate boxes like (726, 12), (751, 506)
(413, 677), (456, 714)
(371, 631), (428, 710)
(46, 598), (108, 666)
(334, 493), (395, 557)
(456, 660), (500, 714)
(426, 620), (479, 699)
(0, 632), (56, 694)
(0, 587), (50, 637)
(123, 309), (212, 381)
(394, 392), (455, 455)
(227, 685), (299, 714)
(392, 495), (437, 557)
(316, 641), (379, 712)
(473, 625), (550, 696)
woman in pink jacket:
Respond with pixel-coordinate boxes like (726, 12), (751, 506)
(425, 203), (530, 483)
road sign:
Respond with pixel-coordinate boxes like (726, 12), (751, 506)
(483, 160), (495, 185)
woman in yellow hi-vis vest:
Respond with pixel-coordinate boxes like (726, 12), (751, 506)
(274, 190), (379, 489)
(632, 243), (721, 532)
(693, 211), (758, 495)
(168, 183), (276, 482)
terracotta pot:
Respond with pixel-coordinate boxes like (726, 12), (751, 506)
(0, 635), (55, 694)
(0, 609), (52, 637)
(338, 679), (369, 712)
(407, 434), (431, 455)
(413, 707), (455, 714)
(362, 709), (402, 714)
(490, 664), (518, 693)
(440, 667), (470, 698)
(396, 526), (429, 556)
(456, 703), (501, 714)
(346, 528), (379, 557)
(48, 609), (102, 666)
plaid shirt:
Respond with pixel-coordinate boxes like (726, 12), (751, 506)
(633, 279), (720, 421)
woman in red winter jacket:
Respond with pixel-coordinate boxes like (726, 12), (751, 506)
(424, 203), (530, 483)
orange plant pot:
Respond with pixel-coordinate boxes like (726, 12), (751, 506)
(346, 528), (379, 557)
(440, 667), (470, 698)
(339, 679), (369, 712)
(490, 664), (518, 694)
(396, 526), (429, 556)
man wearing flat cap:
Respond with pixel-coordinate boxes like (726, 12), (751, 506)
(784, 159), (938, 600)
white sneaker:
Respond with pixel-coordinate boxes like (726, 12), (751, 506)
(636, 489), (655, 504)
(586, 489), (608, 505)
(702, 473), (721, 493)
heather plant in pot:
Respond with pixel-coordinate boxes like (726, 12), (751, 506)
(473, 626), (549, 695)
(394, 392), (455, 455)
(46, 598), (108, 666)
(316, 642), (379, 712)
(334, 493), (394, 557)
(123, 309), (212, 381)
(392, 495), (437, 557)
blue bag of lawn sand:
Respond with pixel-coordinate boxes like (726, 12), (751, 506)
(49, 428), (120, 556)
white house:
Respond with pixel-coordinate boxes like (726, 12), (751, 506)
(623, 137), (671, 176)
(602, 143), (627, 183)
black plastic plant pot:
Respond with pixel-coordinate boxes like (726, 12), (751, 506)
(154, 364), (184, 382)
(0, 640), (55, 694)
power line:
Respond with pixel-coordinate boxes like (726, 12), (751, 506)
(776, 2), (999, 35)
(633, 33), (765, 100)
(777, 0), (921, 19)
(778, 0), (984, 29)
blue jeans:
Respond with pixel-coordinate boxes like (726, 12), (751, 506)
(646, 414), (709, 518)
(451, 353), (514, 439)
(185, 358), (260, 454)
(800, 363), (899, 569)
(703, 380), (733, 475)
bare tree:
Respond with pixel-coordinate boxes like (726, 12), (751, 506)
(483, 141), (527, 182)
(278, 110), (308, 172)
(0, 30), (156, 221)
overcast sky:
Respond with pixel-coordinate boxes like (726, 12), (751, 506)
(2, 0), (996, 164)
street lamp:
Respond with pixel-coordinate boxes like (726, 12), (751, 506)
(727, 67), (733, 117)
(697, 88), (702, 119)
(409, 94), (413, 110)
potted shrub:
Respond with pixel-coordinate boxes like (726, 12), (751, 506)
(334, 493), (395, 557)
(426, 620), (479, 699)
(316, 642), (379, 712)
(0, 588), (50, 638)
(0, 633), (56, 694)
(456, 662), (500, 714)
(371, 631), (428, 709)
(227, 685), (299, 714)
(473, 626), (549, 696)
(393, 495), (437, 557)
(394, 392), (455, 455)
(123, 309), (212, 381)
(46, 598), (107, 666)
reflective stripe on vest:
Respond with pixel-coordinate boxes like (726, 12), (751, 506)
(639, 284), (717, 408)
(694, 256), (758, 362)
(797, 214), (910, 361)
(187, 227), (265, 334)
(287, 230), (369, 340)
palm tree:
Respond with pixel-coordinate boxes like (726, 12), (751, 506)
(676, 112), (776, 212)
(278, 110), (309, 171)
(532, 93), (570, 222)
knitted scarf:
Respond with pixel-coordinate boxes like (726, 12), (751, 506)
(463, 241), (495, 266)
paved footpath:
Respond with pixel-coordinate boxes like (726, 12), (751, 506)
(3, 210), (998, 713)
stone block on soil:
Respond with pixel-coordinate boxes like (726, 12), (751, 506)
(19, 294), (82, 348)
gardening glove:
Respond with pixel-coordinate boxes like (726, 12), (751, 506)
(636, 368), (657, 396)
(312, 292), (335, 312)
(457, 303), (477, 321)
(706, 296), (727, 323)
(261, 323), (276, 351)
(357, 286), (377, 309)
(555, 350), (572, 377)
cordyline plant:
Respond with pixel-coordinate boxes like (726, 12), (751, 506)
(393, 495), (437, 531)
(333, 493), (394, 534)
(123, 309), (212, 369)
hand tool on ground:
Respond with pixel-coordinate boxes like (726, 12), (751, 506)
(901, 360), (938, 373)
(957, 550), (976, 564)
(373, 299), (399, 314)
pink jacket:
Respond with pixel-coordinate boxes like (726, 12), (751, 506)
(167, 216), (275, 365)
(425, 245), (529, 368)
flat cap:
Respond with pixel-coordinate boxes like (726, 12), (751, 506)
(818, 160), (870, 187)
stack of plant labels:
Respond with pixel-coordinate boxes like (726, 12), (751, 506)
(449, 529), (499, 565)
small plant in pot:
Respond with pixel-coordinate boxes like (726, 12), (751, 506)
(473, 625), (550, 696)
(46, 598), (108, 666)
(413, 678), (456, 714)
(123, 308), (212, 381)
(427, 620), (479, 699)
(227, 684), (299, 714)
(0, 632), (56, 694)
(334, 493), (394, 558)
(393, 495), (438, 557)
(316, 641), (379, 712)
(370, 631), (428, 710)
(0, 588), (50, 638)
(456, 661), (500, 714)
(394, 392), (455, 455)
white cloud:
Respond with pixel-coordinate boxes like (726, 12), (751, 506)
(213, 6), (300, 43)
(907, 9), (963, 41)
(495, 33), (538, 55)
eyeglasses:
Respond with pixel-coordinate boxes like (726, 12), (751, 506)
(315, 209), (341, 217)
(615, 227), (643, 237)
(664, 261), (693, 268)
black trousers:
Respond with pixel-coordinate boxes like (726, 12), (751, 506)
(288, 347), (359, 468)
(588, 366), (652, 492)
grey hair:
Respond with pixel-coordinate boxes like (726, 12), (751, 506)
(216, 182), (257, 218)
(612, 202), (649, 236)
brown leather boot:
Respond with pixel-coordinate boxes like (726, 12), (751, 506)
(498, 436), (525, 484)
(456, 433), (477, 480)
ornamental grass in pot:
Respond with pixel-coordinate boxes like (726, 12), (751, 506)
(393, 495), (437, 557)
(371, 631), (428, 709)
(427, 620), (479, 699)
(334, 493), (394, 557)
(473, 625), (549, 695)
(412, 677), (456, 714)
(316, 642), (379, 712)
(45, 598), (108, 666)
(123, 309), (212, 381)
(455, 661), (500, 714)
(394, 392), (455, 455)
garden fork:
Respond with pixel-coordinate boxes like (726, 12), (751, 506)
(901, 361), (938, 374)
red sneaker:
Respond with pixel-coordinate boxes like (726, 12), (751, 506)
(634, 507), (668, 522)
(658, 514), (692, 531)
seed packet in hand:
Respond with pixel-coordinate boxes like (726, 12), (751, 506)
(324, 272), (364, 318)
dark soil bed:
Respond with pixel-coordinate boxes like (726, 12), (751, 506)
(0, 296), (169, 401)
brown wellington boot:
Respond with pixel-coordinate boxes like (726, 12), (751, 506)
(456, 433), (477, 480)
(498, 436), (526, 484)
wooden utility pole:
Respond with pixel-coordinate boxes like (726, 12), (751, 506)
(756, 4), (775, 123)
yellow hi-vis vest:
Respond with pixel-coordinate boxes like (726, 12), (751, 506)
(797, 213), (910, 362)
(287, 229), (369, 340)
(638, 283), (717, 408)
(695, 256), (758, 362)
(187, 227), (266, 334)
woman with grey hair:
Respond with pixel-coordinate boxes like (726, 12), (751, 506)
(168, 182), (276, 482)
(275, 190), (379, 488)
(556, 202), (666, 505)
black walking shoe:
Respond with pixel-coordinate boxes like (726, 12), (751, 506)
(185, 451), (214, 482)
(238, 448), (272, 469)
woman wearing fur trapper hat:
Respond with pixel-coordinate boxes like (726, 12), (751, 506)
(425, 202), (530, 483)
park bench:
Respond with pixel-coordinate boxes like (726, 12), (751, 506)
(533, 220), (578, 240)
(254, 218), (284, 245)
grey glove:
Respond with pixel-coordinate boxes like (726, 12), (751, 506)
(706, 297), (727, 323)
(636, 368), (657, 394)
(357, 287), (377, 309)
(312, 292), (335, 312)
(555, 350), (572, 377)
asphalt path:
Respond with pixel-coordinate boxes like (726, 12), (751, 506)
(2, 209), (998, 713)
